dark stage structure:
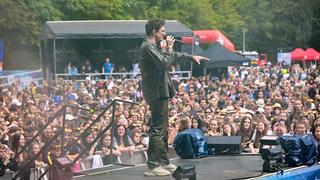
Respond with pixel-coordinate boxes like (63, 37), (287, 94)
(40, 20), (193, 80)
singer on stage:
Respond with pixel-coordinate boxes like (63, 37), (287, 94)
(139, 19), (208, 176)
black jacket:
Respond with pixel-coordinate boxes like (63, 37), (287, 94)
(139, 40), (192, 104)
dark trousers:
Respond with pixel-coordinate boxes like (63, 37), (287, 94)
(147, 98), (170, 169)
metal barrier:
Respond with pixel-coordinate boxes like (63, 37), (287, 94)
(1, 170), (15, 180)
(54, 71), (191, 82)
(78, 149), (148, 171)
(4, 167), (49, 180)
(118, 149), (148, 165)
(29, 167), (49, 180)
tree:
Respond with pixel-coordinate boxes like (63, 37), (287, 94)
(0, 0), (40, 69)
(308, 0), (320, 50)
(234, 0), (320, 62)
(0, 0), (39, 46)
(54, 0), (123, 20)
(1, 0), (320, 69)
(25, 0), (62, 24)
(209, 0), (244, 44)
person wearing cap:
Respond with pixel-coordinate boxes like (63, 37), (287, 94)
(272, 102), (282, 115)
(253, 82), (269, 100)
(256, 98), (266, 114)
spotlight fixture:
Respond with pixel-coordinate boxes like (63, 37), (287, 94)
(172, 164), (196, 180)
(259, 136), (283, 172)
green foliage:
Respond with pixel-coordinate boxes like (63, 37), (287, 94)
(54, 0), (123, 20)
(166, 0), (217, 29)
(1, 0), (319, 66)
(234, 0), (320, 61)
(25, 0), (62, 24)
(0, 0), (39, 46)
(209, 0), (244, 42)
(119, 0), (159, 19)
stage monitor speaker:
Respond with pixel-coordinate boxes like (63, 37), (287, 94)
(206, 136), (241, 155)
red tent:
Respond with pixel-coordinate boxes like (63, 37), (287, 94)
(181, 30), (235, 51)
(291, 48), (307, 60)
(305, 48), (320, 61)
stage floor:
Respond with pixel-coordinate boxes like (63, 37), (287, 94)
(73, 154), (265, 180)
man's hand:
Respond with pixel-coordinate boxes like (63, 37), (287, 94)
(192, 55), (209, 64)
(166, 35), (175, 49)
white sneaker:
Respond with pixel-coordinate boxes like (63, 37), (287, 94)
(162, 163), (177, 173)
(144, 166), (171, 176)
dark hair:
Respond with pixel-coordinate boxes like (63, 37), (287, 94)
(10, 133), (23, 153)
(252, 120), (268, 148)
(145, 19), (165, 36)
(80, 130), (92, 148)
(311, 124), (320, 141)
(95, 134), (111, 150)
(115, 125), (131, 147)
(238, 116), (254, 143)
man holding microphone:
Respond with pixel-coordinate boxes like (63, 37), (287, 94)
(139, 19), (208, 176)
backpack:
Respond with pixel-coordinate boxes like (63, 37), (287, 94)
(173, 129), (208, 159)
(300, 134), (318, 166)
(279, 134), (318, 167)
(279, 135), (303, 167)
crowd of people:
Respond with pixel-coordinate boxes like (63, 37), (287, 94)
(64, 57), (143, 82)
(0, 61), (319, 178)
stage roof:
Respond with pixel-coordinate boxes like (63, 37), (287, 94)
(42, 20), (193, 39)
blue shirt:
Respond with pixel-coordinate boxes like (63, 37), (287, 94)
(71, 67), (78, 75)
(104, 63), (113, 73)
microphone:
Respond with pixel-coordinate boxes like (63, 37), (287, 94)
(163, 34), (184, 43)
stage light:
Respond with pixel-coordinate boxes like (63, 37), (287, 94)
(172, 164), (196, 180)
(52, 157), (73, 180)
(259, 136), (283, 173)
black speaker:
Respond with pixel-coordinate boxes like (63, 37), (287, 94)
(206, 136), (241, 155)
(172, 164), (196, 180)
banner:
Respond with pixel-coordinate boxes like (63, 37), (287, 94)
(0, 39), (4, 71)
(277, 52), (291, 65)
